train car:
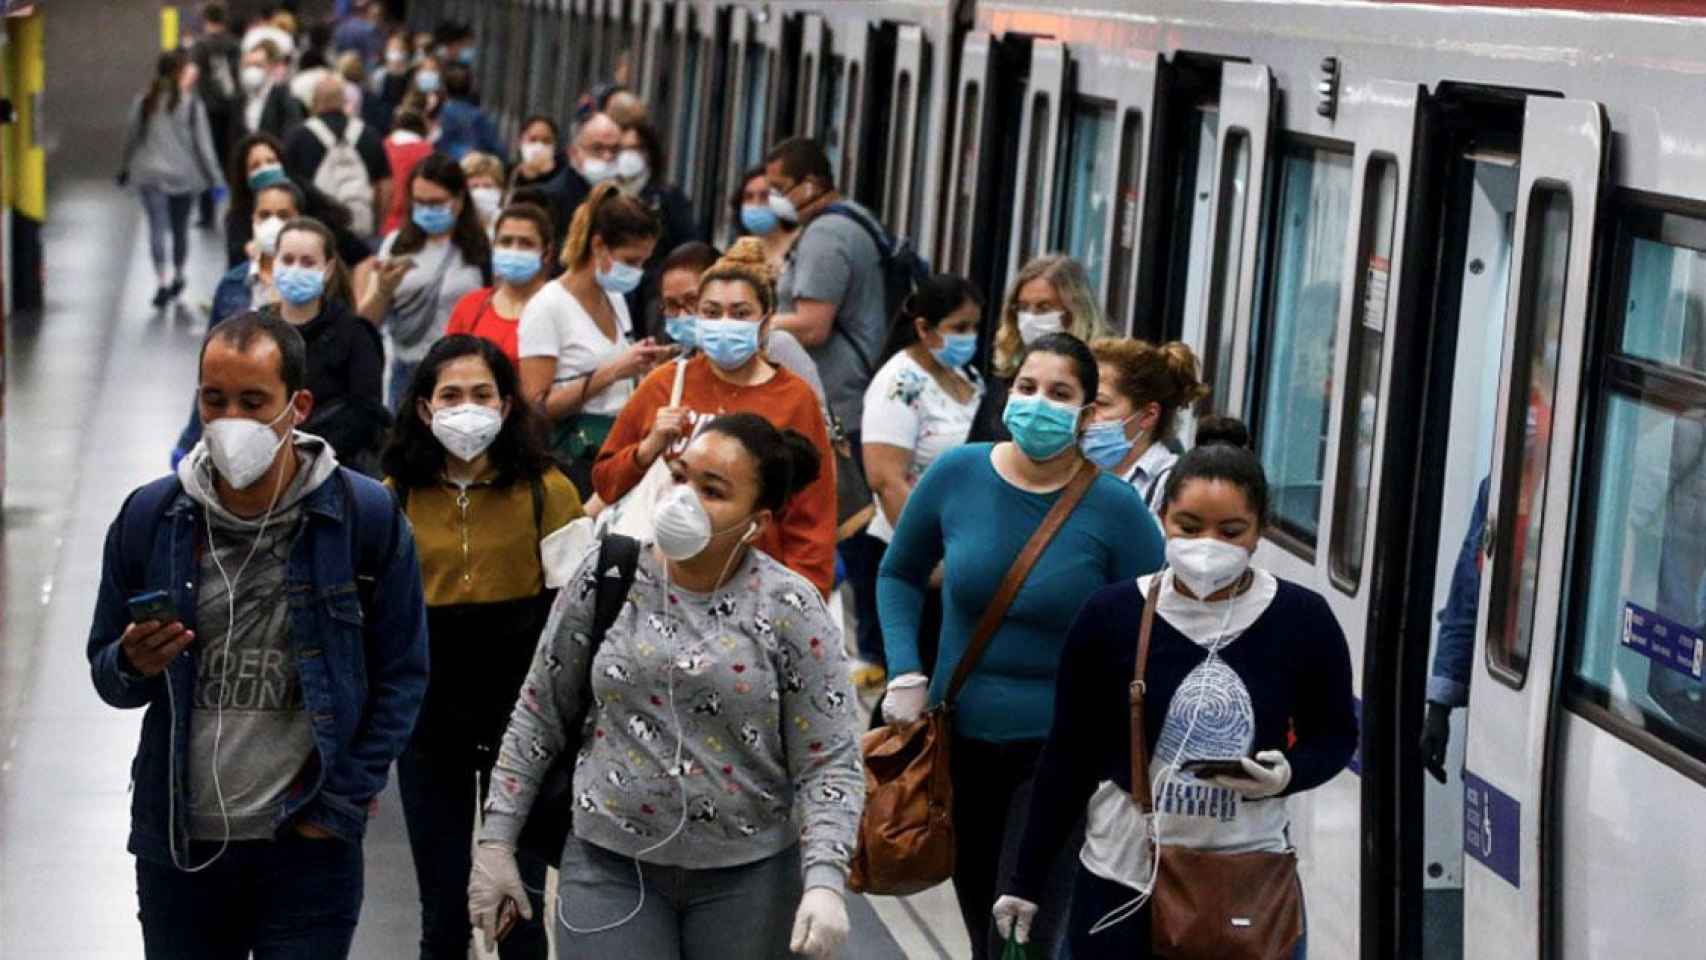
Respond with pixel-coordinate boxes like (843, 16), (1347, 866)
(408, 1), (1706, 957)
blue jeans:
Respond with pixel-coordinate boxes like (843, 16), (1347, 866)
(1064, 865), (1307, 959)
(389, 357), (420, 412)
(396, 740), (549, 960)
(134, 835), (364, 959)
(138, 187), (194, 276)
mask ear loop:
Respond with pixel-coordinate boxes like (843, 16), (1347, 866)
(166, 439), (292, 873)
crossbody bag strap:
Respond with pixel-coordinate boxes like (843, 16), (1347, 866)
(942, 461), (1098, 705)
(1131, 573), (1164, 813)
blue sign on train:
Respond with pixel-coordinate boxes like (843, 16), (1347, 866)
(1463, 771), (1520, 888)
(1622, 602), (1705, 683)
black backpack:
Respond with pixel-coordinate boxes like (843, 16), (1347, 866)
(818, 201), (931, 376)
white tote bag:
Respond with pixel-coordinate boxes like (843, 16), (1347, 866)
(540, 359), (688, 587)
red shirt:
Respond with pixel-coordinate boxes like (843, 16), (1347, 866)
(446, 287), (522, 365)
(382, 138), (435, 235)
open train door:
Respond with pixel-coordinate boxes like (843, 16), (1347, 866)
(1460, 95), (1607, 959)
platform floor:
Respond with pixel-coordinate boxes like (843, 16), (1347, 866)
(0, 4), (967, 956)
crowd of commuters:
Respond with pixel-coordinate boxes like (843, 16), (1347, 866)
(92, 4), (1358, 959)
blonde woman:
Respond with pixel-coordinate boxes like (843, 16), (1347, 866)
(460, 150), (506, 231)
(970, 254), (1114, 443)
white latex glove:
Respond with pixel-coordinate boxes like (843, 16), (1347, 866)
(992, 894), (1040, 944)
(880, 673), (929, 726)
(790, 886), (849, 958)
(468, 841), (533, 952)
(1206, 749), (1292, 799)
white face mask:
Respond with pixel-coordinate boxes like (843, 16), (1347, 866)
(1016, 310), (1066, 346)
(204, 402), (295, 490)
(616, 148), (648, 181)
(471, 186), (503, 220)
(253, 216), (286, 256)
(652, 483), (754, 562)
(520, 141), (554, 168)
(431, 402), (503, 461)
(579, 156), (616, 184)
(240, 64), (268, 94)
(1165, 537), (1252, 599)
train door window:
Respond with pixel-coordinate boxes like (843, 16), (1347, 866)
(1252, 142), (1353, 554)
(821, 56), (846, 177)
(1568, 211), (1706, 764)
(1486, 188), (1572, 683)
(1201, 125), (1247, 407)
(886, 71), (913, 225)
(1331, 157), (1399, 588)
(1060, 97), (1118, 299)
(910, 59), (932, 240)
(1176, 109), (1220, 354)
(745, 45), (770, 167)
(1106, 110), (1145, 332)
(679, 36), (705, 187)
(950, 80), (982, 271)
(1018, 93), (1053, 269)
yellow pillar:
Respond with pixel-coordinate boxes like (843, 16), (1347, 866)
(161, 4), (179, 51)
(10, 9), (43, 224)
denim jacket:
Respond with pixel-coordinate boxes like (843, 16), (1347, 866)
(87, 469), (428, 863)
(1427, 477), (1490, 707)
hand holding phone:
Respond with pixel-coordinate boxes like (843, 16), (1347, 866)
(1179, 757), (1250, 779)
(495, 898), (520, 942)
(122, 591), (193, 677)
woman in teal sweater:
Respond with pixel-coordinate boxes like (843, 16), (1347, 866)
(877, 332), (1165, 959)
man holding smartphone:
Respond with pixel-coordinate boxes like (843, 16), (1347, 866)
(86, 311), (429, 959)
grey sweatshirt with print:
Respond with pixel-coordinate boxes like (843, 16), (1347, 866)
(481, 542), (864, 893)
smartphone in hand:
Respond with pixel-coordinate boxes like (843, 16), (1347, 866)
(127, 590), (180, 625)
(495, 898), (520, 942)
(1179, 757), (1249, 779)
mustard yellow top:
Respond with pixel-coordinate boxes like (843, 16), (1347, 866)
(388, 467), (584, 606)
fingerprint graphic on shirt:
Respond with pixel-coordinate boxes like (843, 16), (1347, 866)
(1155, 657), (1255, 771)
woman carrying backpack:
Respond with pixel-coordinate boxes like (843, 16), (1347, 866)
(877, 333), (1165, 959)
(118, 50), (225, 309)
(385, 334), (584, 960)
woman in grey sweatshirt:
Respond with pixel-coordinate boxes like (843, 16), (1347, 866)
(119, 51), (225, 308)
(472, 413), (864, 959)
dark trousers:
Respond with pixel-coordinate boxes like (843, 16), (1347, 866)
(138, 187), (194, 276)
(951, 736), (1080, 960)
(840, 430), (888, 666)
(135, 835), (364, 959)
(396, 740), (549, 960)
(1065, 866), (1308, 959)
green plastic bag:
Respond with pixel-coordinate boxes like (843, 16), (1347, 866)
(1000, 918), (1031, 960)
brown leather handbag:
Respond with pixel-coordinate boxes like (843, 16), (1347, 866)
(849, 462), (1098, 895)
(1131, 576), (1305, 959)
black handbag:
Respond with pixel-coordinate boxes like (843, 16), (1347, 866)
(514, 532), (640, 865)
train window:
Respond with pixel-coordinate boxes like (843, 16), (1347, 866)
(950, 81), (982, 270)
(1175, 109), (1220, 354)
(1330, 157), (1398, 590)
(745, 46), (771, 168)
(679, 38), (705, 187)
(822, 56), (846, 176)
(1201, 126), (1247, 407)
(910, 63), (933, 240)
(886, 71), (913, 225)
(1487, 188), (1572, 685)
(1018, 92), (1053, 268)
(1568, 214), (1706, 765)
(1060, 97), (1118, 298)
(1107, 109), (1144, 331)
(1253, 142), (1353, 554)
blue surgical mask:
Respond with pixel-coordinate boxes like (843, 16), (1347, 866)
(414, 69), (441, 93)
(492, 248), (543, 285)
(665, 315), (699, 348)
(698, 318), (760, 370)
(1079, 418), (1136, 469)
(247, 163), (288, 190)
(741, 204), (780, 236)
(413, 202), (455, 235)
(457, 47), (476, 66)
(273, 264), (326, 306)
(930, 332), (977, 370)
(1003, 393), (1083, 461)
(596, 258), (645, 295)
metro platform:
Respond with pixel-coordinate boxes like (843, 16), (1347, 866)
(0, 9), (963, 957)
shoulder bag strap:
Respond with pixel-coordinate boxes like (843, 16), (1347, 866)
(943, 461), (1098, 705)
(1131, 573), (1164, 813)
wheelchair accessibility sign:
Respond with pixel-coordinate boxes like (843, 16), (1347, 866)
(1463, 771), (1520, 888)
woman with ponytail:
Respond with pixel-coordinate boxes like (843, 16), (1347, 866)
(1083, 339), (1212, 512)
(591, 238), (838, 596)
(119, 50), (225, 309)
(518, 180), (678, 495)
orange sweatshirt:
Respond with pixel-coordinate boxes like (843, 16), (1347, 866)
(592, 355), (837, 596)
